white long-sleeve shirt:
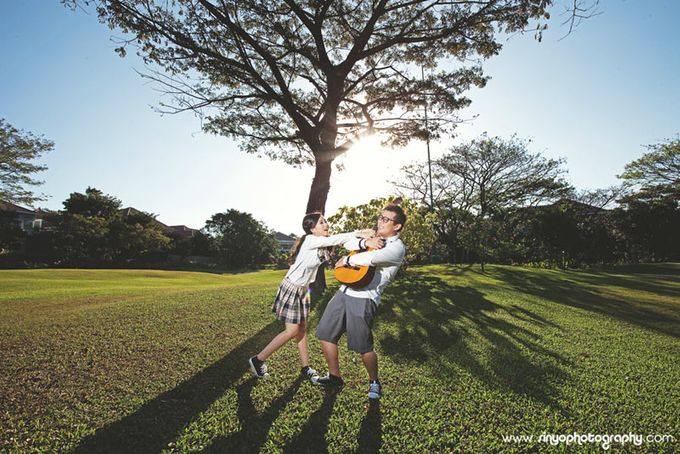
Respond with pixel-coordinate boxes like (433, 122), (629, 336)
(341, 234), (406, 305)
(284, 232), (360, 287)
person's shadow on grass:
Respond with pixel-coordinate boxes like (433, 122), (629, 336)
(282, 389), (339, 453)
(202, 376), (303, 453)
(357, 400), (382, 453)
(73, 321), (281, 453)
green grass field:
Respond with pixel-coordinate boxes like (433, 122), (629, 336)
(1, 265), (678, 453)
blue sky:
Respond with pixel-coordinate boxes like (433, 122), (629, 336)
(1, 1), (679, 234)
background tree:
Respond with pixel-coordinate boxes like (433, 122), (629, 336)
(394, 156), (474, 263)
(504, 200), (617, 267)
(613, 194), (680, 263)
(204, 209), (277, 268)
(57, 188), (121, 264)
(168, 230), (216, 258)
(619, 137), (680, 197)
(328, 196), (436, 264)
(613, 138), (680, 262)
(64, 0), (595, 214)
(110, 210), (172, 262)
(51, 188), (172, 265)
(396, 134), (572, 269)
(573, 185), (627, 210)
(0, 119), (52, 206)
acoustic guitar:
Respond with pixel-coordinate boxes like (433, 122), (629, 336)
(334, 248), (375, 288)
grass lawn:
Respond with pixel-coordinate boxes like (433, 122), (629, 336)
(1, 264), (678, 452)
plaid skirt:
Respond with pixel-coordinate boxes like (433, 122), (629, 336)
(272, 278), (310, 324)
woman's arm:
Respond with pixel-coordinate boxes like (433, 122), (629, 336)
(303, 231), (360, 249)
(339, 241), (405, 267)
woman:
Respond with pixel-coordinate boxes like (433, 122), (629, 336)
(248, 212), (372, 381)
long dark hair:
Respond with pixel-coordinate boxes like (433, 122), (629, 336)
(288, 212), (323, 265)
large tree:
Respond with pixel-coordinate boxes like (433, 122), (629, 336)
(0, 119), (52, 206)
(64, 0), (594, 214)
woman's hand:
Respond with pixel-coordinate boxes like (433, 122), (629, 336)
(357, 228), (376, 239)
(365, 237), (385, 249)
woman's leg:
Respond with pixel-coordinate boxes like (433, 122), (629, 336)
(256, 323), (301, 361)
(294, 320), (309, 367)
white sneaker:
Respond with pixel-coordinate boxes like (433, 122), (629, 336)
(368, 381), (382, 400)
(303, 367), (320, 383)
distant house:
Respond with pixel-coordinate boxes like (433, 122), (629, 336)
(522, 198), (609, 217)
(551, 198), (609, 216)
(165, 225), (199, 240)
(119, 207), (199, 239)
(274, 231), (296, 253)
(0, 201), (40, 232)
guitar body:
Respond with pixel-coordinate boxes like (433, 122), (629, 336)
(334, 249), (376, 289)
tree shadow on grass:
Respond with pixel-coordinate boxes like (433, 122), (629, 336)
(379, 272), (571, 411)
(489, 267), (680, 338)
(559, 264), (680, 299)
(202, 377), (303, 453)
(74, 321), (280, 453)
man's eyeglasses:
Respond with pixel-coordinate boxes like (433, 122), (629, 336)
(377, 215), (396, 224)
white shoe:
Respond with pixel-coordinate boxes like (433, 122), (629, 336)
(303, 367), (320, 383)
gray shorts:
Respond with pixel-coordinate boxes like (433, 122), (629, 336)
(315, 290), (378, 354)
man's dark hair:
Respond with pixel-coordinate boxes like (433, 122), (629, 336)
(384, 204), (406, 231)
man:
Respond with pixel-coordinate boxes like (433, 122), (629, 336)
(315, 202), (407, 400)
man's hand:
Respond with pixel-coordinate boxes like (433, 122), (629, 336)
(334, 256), (349, 269)
(365, 237), (385, 249)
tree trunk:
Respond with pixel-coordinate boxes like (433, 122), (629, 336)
(306, 155), (333, 214)
(306, 154), (335, 293)
(479, 187), (486, 273)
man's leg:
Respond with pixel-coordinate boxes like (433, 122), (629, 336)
(346, 297), (382, 398)
(361, 350), (378, 381)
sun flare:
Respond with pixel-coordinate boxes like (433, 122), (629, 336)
(339, 135), (387, 180)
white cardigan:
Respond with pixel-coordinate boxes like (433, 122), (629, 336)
(284, 232), (359, 287)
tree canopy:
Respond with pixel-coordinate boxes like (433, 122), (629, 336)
(328, 196), (436, 264)
(395, 134), (571, 268)
(204, 209), (278, 267)
(50, 187), (171, 264)
(0, 119), (52, 206)
(64, 0), (594, 213)
(619, 137), (680, 198)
